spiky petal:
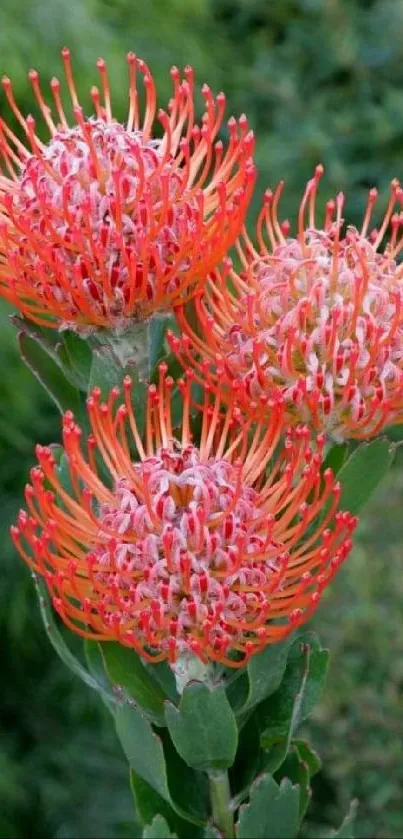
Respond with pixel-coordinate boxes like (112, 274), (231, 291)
(12, 369), (356, 666)
(0, 49), (255, 331)
(173, 166), (403, 440)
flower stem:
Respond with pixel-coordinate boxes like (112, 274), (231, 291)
(209, 771), (235, 838)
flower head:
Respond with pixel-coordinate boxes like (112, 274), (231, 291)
(173, 166), (403, 440)
(12, 369), (356, 666)
(0, 49), (255, 331)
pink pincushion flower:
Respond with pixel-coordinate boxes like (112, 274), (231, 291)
(0, 49), (255, 331)
(12, 369), (356, 666)
(172, 166), (403, 440)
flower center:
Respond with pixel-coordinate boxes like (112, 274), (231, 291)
(13, 119), (195, 325)
(89, 445), (280, 657)
(222, 228), (403, 433)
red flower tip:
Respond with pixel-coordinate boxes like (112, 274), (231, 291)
(13, 371), (356, 666)
(0, 50), (255, 331)
(175, 168), (403, 440)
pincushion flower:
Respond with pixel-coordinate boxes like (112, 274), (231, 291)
(172, 166), (403, 440)
(12, 368), (356, 667)
(0, 49), (255, 331)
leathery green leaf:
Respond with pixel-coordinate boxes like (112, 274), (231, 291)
(236, 775), (299, 838)
(116, 704), (209, 827)
(101, 643), (167, 725)
(242, 636), (294, 713)
(327, 800), (358, 838)
(34, 577), (116, 704)
(130, 771), (202, 837)
(116, 704), (170, 802)
(258, 633), (329, 773)
(336, 438), (394, 515)
(274, 743), (311, 821)
(164, 681), (238, 772)
(142, 815), (177, 838)
(19, 331), (81, 415)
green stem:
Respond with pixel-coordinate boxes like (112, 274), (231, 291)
(209, 771), (235, 838)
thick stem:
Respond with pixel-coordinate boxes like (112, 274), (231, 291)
(209, 771), (235, 839)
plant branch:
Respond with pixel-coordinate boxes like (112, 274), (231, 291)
(209, 771), (235, 838)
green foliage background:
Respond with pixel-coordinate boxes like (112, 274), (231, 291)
(1, 0), (403, 836)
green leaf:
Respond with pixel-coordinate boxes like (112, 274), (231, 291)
(130, 772), (171, 829)
(225, 672), (250, 715)
(162, 352), (185, 381)
(130, 772), (202, 837)
(337, 438), (394, 515)
(129, 370), (148, 439)
(169, 381), (185, 431)
(293, 739), (321, 778)
(258, 633), (329, 772)
(56, 331), (92, 391)
(180, 299), (203, 341)
(33, 576), (116, 704)
(88, 350), (147, 441)
(143, 661), (180, 705)
(148, 316), (168, 371)
(116, 704), (171, 802)
(88, 320), (151, 390)
(48, 442), (63, 465)
(274, 744), (311, 821)
(164, 682), (238, 771)
(116, 704), (208, 826)
(322, 442), (348, 475)
(57, 452), (74, 494)
(229, 715), (261, 808)
(11, 314), (59, 358)
(259, 742), (289, 776)
(18, 331), (81, 415)
(242, 636), (293, 713)
(236, 776), (299, 839)
(101, 642), (167, 725)
(88, 345), (130, 395)
(160, 728), (210, 826)
(327, 800), (358, 838)
(142, 815), (177, 838)
(84, 640), (115, 713)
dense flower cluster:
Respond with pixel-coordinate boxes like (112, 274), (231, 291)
(0, 49), (255, 330)
(12, 370), (356, 666)
(173, 166), (403, 440)
(6, 52), (401, 667)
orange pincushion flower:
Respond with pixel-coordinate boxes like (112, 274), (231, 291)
(172, 166), (403, 440)
(0, 49), (255, 331)
(12, 369), (356, 667)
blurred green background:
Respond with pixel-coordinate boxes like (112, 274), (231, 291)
(1, 0), (403, 836)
